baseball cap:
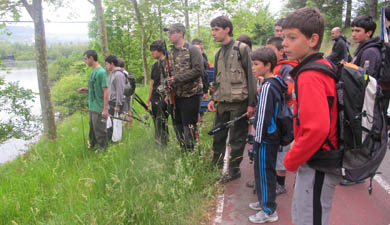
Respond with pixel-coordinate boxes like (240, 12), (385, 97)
(163, 23), (185, 33)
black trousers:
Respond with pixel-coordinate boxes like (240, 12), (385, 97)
(172, 94), (201, 151)
(151, 96), (169, 146)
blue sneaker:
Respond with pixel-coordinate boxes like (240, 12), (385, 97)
(340, 179), (365, 186)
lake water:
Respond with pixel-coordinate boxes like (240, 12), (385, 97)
(0, 61), (40, 164)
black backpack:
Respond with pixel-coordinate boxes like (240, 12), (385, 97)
(295, 56), (387, 194)
(354, 38), (390, 98)
(123, 70), (136, 97)
(275, 76), (294, 146)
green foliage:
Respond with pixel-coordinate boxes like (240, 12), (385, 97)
(0, 41), (88, 61)
(231, 0), (275, 45)
(0, 86), (218, 224)
(0, 76), (39, 143)
(51, 70), (90, 115)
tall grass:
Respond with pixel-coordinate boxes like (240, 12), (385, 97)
(0, 86), (219, 225)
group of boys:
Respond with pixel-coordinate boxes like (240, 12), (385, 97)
(78, 5), (389, 224)
(78, 50), (135, 151)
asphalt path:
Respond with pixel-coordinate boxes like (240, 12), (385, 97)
(215, 143), (390, 225)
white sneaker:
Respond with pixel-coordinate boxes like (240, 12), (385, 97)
(248, 210), (278, 224)
(249, 202), (262, 211)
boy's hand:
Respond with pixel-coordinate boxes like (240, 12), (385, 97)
(247, 106), (255, 117)
(208, 100), (216, 112)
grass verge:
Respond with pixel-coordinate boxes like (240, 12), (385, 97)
(0, 86), (219, 225)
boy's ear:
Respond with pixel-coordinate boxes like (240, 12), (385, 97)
(309, 33), (320, 49)
(224, 26), (230, 35)
(366, 30), (373, 38)
(265, 62), (272, 71)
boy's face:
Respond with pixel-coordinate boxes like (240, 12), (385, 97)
(151, 50), (161, 59)
(351, 26), (372, 44)
(274, 25), (283, 38)
(211, 26), (230, 43)
(266, 44), (283, 61)
(84, 55), (93, 67)
(104, 62), (114, 72)
(168, 31), (182, 45)
(282, 28), (318, 61)
(252, 60), (269, 80)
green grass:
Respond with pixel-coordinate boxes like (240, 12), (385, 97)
(0, 85), (219, 225)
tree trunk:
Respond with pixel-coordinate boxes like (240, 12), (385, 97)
(197, 3), (201, 38)
(345, 0), (352, 28)
(131, 0), (149, 85)
(184, 0), (190, 42)
(22, 0), (57, 140)
(93, 0), (109, 59)
(158, 0), (163, 40)
(369, 0), (378, 20)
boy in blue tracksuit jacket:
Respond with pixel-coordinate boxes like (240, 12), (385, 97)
(248, 47), (288, 224)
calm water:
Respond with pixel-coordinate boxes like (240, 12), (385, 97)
(0, 61), (40, 164)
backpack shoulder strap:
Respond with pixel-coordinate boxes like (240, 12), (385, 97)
(294, 61), (336, 125)
(233, 40), (249, 76)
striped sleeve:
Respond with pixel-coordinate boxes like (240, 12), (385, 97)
(255, 82), (271, 143)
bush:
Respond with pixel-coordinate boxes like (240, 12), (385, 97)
(51, 73), (89, 115)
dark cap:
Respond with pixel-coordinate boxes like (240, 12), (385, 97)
(163, 23), (185, 33)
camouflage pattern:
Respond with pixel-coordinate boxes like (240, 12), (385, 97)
(213, 41), (248, 102)
(168, 43), (203, 98)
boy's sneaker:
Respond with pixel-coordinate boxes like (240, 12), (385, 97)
(275, 184), (287, 195)
(246, 180), (255, 188)
(249, 210), (278, 224)
(249, 202), (262, 211)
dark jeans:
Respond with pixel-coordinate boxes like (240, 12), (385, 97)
(212, 102), (248, 169)
(89, 111), (107, 150)
(172, 94), (201, 151)
(151, 96), (169, 146)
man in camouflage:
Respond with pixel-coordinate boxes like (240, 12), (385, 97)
(164, 23), (204, 151)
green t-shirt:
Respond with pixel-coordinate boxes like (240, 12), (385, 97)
(88, 66), (108, 113)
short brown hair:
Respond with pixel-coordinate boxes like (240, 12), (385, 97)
(210, 16), (233, 37)
(250, 47), (277, 71)
(282, 7), (324, 50)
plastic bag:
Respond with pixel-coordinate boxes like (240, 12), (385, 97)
(112, 112), (122, 142)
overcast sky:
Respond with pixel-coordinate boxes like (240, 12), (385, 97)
(13, 0), (284, 36)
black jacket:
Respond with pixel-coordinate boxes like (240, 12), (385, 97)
(327, 35), (350, 64)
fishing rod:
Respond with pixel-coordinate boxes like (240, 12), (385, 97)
(208, 113), (247, 135)
(134, 93), (153, 116)
(67, 106), (149, 126)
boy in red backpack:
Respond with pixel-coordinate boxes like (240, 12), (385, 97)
(282, 8), (341, 225)
(266, 36), (297, 195)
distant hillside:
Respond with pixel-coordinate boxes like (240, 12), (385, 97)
(0, 26), (89, 44)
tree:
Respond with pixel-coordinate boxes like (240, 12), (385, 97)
(345, 0), (352, 27)
(369, 0), (378, 19)
(88, 0), (109, 59)
(21, 0), (57, 140)
(0, 77), (40, 143)
(131, 0), (149, 85)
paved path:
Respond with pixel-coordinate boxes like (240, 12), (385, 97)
(215, 144), (390, 225)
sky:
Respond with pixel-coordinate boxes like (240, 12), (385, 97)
(13, 0), (284, 37)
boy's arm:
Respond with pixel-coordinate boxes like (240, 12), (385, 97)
(241, 45), (257, 108)
(172, 46), (203, 83)
(254, 82), (276, 144)
(283, 73), (331, 171)
(360, 48), (382, 79)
